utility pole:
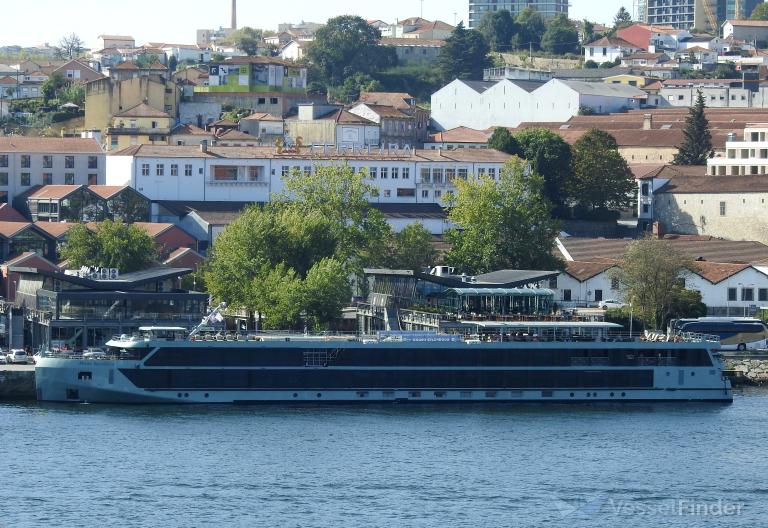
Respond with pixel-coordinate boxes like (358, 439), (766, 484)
(420, 0), (424, 19)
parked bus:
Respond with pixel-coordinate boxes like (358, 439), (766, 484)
(669, 318), (768, 351)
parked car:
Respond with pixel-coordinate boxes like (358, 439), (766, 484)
(599, 299), (626, 310)
(6, 349), (28, 364)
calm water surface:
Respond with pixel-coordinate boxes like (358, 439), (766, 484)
(2, 390), (768, 528)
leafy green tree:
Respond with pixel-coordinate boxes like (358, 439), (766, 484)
(751, 2), (768, 19)
(328, 72), (380, 103)
(303, 258), (352, 329)
(570, 129), (635, 215)
(307, 15), (397, 87)
(668, 287), (707, 321)
(582, 19), (596, 43)
(168, 55), (178, 72)
(477, 10), (517, 52)
(613, 7), (633, 30)
(714, 62), (736, 78)
(583, 59), (598, 68)
(673, 90), (712, 165)
(541, 14), (579, 55)
(60, 221), (158, 273)
(437, 22), (492, 81)
(41, 73), (67, 103)
(251, 263), (305, 329)
(385, 223), (437, 271)
(612, 237), (693, 329)
(230, 27), (263, 56)
(512, 128), (573, 214)
(512, 7), (546, 51)
(446, 158), (563, 274)
(487, 127), (520, 154)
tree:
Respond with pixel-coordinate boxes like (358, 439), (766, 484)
(512, 128), (573, 214)
(583, 59), (598, 68)
(612, 237), (693, 329)
(541, 14), (579, 55)
(668, 287), (707, 321)
(673, 90), (712, 165)
(613, 7), (633, 31)
(56, 33), (84, 59)
(512, 7), (546, 51)
(385, 223), (437, 271)
(751, 2), (768, 19)
(230, 27), (263, 56)
(41, 73), (67, 103)
(307, 15), (397, 87)
(477, 10), (517, 52)
(582, 19), (596, 43)
(445, 158), (563, 274)
(487, 127), (519, 154)
(303, 258), (352, 329)
(437, 22), (491, 81)
(60, 221), (158, 273)
(168, 55), (178, 72)
(569, 129), (635, 215)
(328, 72), (380, 104)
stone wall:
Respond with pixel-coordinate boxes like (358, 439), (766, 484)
(726, 357), (768, 385)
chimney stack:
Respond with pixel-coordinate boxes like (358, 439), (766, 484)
(231, 0), (237, 30)
(200, 140), (208, 153)
(643, 113), (653, 131)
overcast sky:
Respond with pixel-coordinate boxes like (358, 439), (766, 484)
(3, 0), (629, 49)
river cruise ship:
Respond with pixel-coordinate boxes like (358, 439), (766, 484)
(35, 317), (733, 403)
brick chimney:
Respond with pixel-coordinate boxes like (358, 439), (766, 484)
(643, 113), (653, 130)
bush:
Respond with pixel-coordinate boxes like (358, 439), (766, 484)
(584, 60), (598, 69)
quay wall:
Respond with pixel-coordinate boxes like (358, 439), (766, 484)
(725, 356), (768, 386)
(0, 366), (35, 399)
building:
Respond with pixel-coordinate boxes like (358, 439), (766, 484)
(708, 123), (768, 176)
(237, 112), (284, 143)
(21, 185), (150, 223)
(98, 35), (135, 50)
(106, 103), (174, 151)
(0, 137), (105, 205)
(645, 0), (719, 33)
(658, 79), (768, 108)
(105, 144), (511, 211)
(378, 18), (454, 40)
(722, 19), (768, 42)
(154, 201), (249, 253)
(467, 1), (568, 29)
(584, 37), (644, 64)
(617, 23), (692, 52)
(12, 265), (208, 349)
(430, 78), (645, 131)
(52, 59), (104, 83)
(425, 127), (491, 150)
(284, 104), (380, 148)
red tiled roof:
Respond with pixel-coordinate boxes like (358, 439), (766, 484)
(216, 130), (255, 140)
(171, 123), (212, 135)
(27, 185), (83, 200)
(33, 221), (76, 239)
(130, 222), (174, 237)
(88, 185), (131, 199)
(0, 137), (103, 154)
(163, 247), (204, 266)
(585, 36), (639, 48)
(0, 221), (32, 239)
(2, 251), (60, 270)
(0, 204), (27, 222)
(657, 175), (768, 193)
(430, 127), (491, 143)
(726, 19), (768, 27)
(241, 112), (283, 122)
(630, 164), (706, 180)
(112, 61), (140, 70)
(380, 38), (445, 47)
(565, 260), (619, 281)
(359, 92), (414, 110)
(690, 261), (751, 284)
(358, 104), (410, 119)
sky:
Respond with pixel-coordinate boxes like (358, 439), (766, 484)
(2, 0), (628, 49)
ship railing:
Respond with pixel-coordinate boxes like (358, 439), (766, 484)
(660, 331), (721, 344)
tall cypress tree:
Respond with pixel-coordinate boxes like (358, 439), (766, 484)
(673, 90), (712, 165)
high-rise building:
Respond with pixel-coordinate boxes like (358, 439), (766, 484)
(645, 0), (763, 33)
(467, 1), (569, 29)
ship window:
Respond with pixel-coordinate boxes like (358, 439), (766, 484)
(409, 391), (421, 398)
(78, 371), (92, 380)
(66, 389), (79, 400)
(434, 391), (446, 398)
(357, 391), (369, 398)
(541, 390), (553, 397)
(485, 391), (497, 398)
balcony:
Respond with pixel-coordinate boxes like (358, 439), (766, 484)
(107, 127), (171, 136)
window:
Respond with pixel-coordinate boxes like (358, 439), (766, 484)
(65, 156), (75, 169)
(397, 188), (415, 197)
(549, 277), (558, 289)
(432, 168), (443, 183)
(742, 288), (754, 302)
(257, 97), (266, 105)
(391, 168), (399, 179)
(380, 167), (388, 179)
(611, 278), (620, 290)
(641, 183), (649, 196)
(0, 155), (7, 167)
(20, 173), (31, 186)
(270, 97), (278, 104)
(0, 173), (7, 186)
(248, 166), (265, 181)
(563, 289), (572, 301)
(184, 164), (193, 176)
(434, 189), (442, 198)
(478, 167), (486, 177)
(383, 189), (391, 198)
(642, 204), (649, 214)
(43, 155), (53, 168)
(88, 174), (98, 185)
(0, 191), (7, 203)
(402, 167), (410, 179)
(368, 167), (377, 179)
(422, 189), (429, 198)
(170, 164), (178, 176)
(88, 156), (98, 169)
(458, 168), (468, 180)
(111, 136), (119, 149)
(141, 163), (150, 176)
(42, 173), (52, 185)
(156, 164), (164, 176)
(212, 166), (238, 181)
(281, 166), (290, 177)
(594, 289), (603, 302)
(445, 168), (456, 182)
(728, 288), (737, 302)
(21, 155), (31, 168)
(65, 173), (75, 185)
(420, 167), (430, 183)
(303, 166), (311, 176)
(759, 289), (768, 302)
(719, 201), (726, 216)
(488, 168), (496, 179)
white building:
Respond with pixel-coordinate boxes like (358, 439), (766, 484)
(105, 143), (511, 208)
(583, 37), (644, 64)
(431, 78), (645, 131)
(708, 123), (768, 175)
(0, 137), (105, 204)
(722, 20), (768, 42)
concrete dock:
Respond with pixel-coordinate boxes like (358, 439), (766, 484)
(0, 365), (36, 399)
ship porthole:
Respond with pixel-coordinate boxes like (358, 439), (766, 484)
(570, 392), (574, 397)
(316, 393), (322, 398)
(204, 393), (209, 398)
(177, 393), (182, 398)
(610, 392), (615, 397)
(184, 393), (189, 398)
(293, 393), (298, 398)
(621, 392), (626, 397)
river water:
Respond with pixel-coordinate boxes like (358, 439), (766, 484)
(1, 389), (767, 528)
